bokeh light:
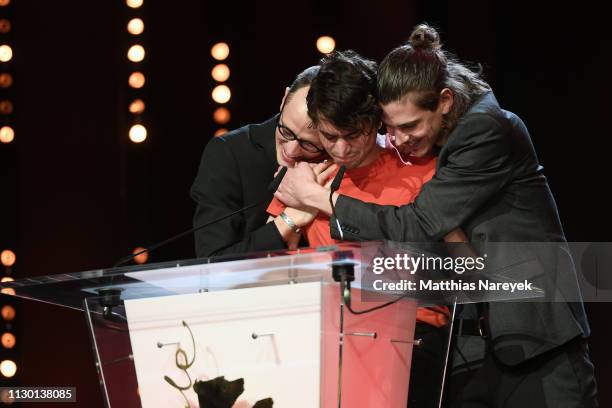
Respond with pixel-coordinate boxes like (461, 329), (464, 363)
(211, 42), (229, 61)
(316, 36), (336, 54)
(127, 45), (145, 63)
(211, 64), (230, 82)
(129, 124), (147, 143)
(212, 85), (231, 104)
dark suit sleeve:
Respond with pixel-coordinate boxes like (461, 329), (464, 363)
(191, 137), (285, 257)
(331, 114), (515, 241)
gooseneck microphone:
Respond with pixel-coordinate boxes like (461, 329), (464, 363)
(267, 166), (287, 193)
(113, 167), (288, 267)
(329, 165), (346, 240)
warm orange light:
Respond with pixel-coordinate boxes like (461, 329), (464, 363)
(132, 247), (148, 264)
(1, 305), (15, 321)
(128, 72), (145, 88)
(0, 277), (13, 283)
(127, 18), (144, 35)
(129, 124), (147, 143)
(212, 85), (231, 104)
(211, 42), (229, 61)
(0, 99), (13, 114)
(0, 0), (10, 7)
(126, 0), (143, 8)
(0, 45), (12, 62)
(0, 19), (11, 34)
(0, 126), (13, 144)
(211, 64), (230, 82)
(316, 36), (336, 54)
(0, 288), (15, 296)
(214, 128), (228, 137)
(129, 99), (146, 114)
(127, 45), (145, 62)
(0, 250), (15, 267)
(0, 360), (16, 378)
(213, 107), (231, 124)
(1, 333), (15, 349)
(0, 73), (12, 88)
(0, 388), (13, 405)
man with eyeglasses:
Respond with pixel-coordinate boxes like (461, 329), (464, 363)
(190, 66), (332, 257)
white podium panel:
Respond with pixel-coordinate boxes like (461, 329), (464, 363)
(125, 282), (322, 408)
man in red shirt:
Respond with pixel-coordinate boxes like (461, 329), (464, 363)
(269, 50), (466, 407)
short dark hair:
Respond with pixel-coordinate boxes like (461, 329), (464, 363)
(284, 65), (320, 105)
(378, 23), (491, 131)
(307, 50), (381, 134)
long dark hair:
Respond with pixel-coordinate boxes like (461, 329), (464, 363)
(377, 24), (491, 132)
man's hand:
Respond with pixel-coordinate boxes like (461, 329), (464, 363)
(275, 162), (322, 208)
(310, 161), (338, 187)
(275, 161), (337, 216)
(273, 205), (318, 250)
(284, 206), (318, 228)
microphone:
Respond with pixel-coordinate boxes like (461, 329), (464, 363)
(330, 165), (346, 192)
(268, 166), (287, 193)
(113, 167), (288, 267)
(329, 165), (346, 240)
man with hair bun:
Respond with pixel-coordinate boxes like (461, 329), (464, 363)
(275, 24), (598, 407)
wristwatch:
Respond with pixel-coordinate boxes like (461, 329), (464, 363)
(279, 211), (302, 234)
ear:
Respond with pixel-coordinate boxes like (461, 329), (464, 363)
(279, 87), (290, 112)
(439, 88), (454, 115)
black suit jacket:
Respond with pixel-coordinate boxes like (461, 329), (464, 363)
(331, 92), (589, 365)
(190, 116), (286, 257)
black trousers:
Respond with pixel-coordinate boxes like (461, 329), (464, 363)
(408, 322), (448, 408)
(446, 335), (599, 408)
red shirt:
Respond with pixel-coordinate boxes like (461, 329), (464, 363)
(269, 149), (437, 247)
(268, 149), (449, 328)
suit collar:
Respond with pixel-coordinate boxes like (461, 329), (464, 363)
(250, 114), (278, 164)
(437, 91), (499, 159)
(467, 91), (500, 115)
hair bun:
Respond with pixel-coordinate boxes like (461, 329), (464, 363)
(408, 24), (441, 51)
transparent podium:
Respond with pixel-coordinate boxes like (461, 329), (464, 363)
(0, 241), (542, 408)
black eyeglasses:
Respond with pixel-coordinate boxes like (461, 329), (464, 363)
(276, 119), (325, 154)
(276, 100), (325, 154)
